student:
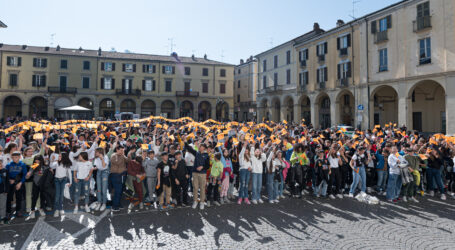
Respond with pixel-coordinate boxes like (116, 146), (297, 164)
(207, 152), (223, 207)
(219, 148), (233, 204)
(386, 146), (404, 202)
(171, 151), (189, 207)
(314, 149), (330, 198)
(51, 152), (72, 217)
(94, 148), (110, 211)
(185, 142), (210, 210)
(349, 146), (371, 197)
(157, 152), (173, 210)
(73, 152), (94, 213)
(142, 150), (159, 207)
(266, 147), (280, 203)
(110, 145), (129, 212)
(127, 156), (146, 209)
(327, 146), (343, 199)
(238, 143), (252, 205)
(0, 159), (8, 224)
(27, 155), (49, 219)
(5, 151), (27, 219)
(250, 145), (266, 204)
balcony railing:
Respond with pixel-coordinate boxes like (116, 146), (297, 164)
(318, 82), (326, 90)
(48, 87), (77, 94)
(339, 48), (348, 56)
(300, 60), (307, 67)
(318, 55), (325, 63)
(297, 84), (307, 93)
(374, 30), (388, 44)
(338, 78), (349, 87)
(115, 89), (141, 95)
(176, 91), (199, 97)
(413, 16), (431, 32)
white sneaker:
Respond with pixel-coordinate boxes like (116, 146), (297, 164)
(269, 200), (274, 204)
(258, 199), (264, 204)
(206, 201), (211, 207)
(410, 197), (419, 203)
(403, 196), (408, 202)
(280, 195), (285, 199)
(316, 194), (320, 198)
(429, 190), (434, 197)
(329, 194), (336, 199)
(348, 193), (354, 198)
(199, 203), (205, 210)
(441, 194), (446, 200)
(336, 194), (344, 199)
(39, 209), (46, 217)
(214, 201), (221, 206)
(85, 205), (90, 213)
(29, 211), (35, 219)
(252, 200), (258, 205)
(73, 207), (79, 214)
(192, 202), (198, 209)
(139, 202), (144, 209)
(128, 203), (134, 210)
(60, 210), (65, 216)
(53, 210), (59, 217)
(99, 204), (106, 212)
(274, 199), (279, 203)
(95, 203), (101, 211)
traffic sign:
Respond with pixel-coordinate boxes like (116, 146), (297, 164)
(357, 104), (364, 111)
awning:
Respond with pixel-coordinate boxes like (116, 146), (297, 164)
(58, 105), (92, 111)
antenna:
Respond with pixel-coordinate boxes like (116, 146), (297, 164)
(168, 38), (176, 54)
(349, 0), (361, 20)
(50, 33), (56, 46)
(221, 50), (225, 62)
(269, 37), (274, 48)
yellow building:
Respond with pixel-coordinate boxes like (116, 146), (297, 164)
(234, 57), (258, 121)
(0, 44), (234, 121)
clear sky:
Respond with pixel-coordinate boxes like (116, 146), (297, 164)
(1, 0), (401, 65)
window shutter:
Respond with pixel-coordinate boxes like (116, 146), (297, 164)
(172, 66), (175, 74)
(122, 79), (125, 90)
(18, 57), (22, 66)
(305, 72), (309, 84)
(153, 65), (156, 73)
(324, 42), (328, 54)
(42, 75), (46, 87)
(162, 66), (165, 73)
(6, 57), (11, 66)
(152, 80), (156, 91)
(122, 64), (126, 72)
(101, 62), (105, 71)
(324, 67), (328, 82)
(371, 20), (377, 34)
(305, 50), (309, 60)
(347, 34), (351, 47)
(142, 80), (145, 90)
(101, 78), (104, 89)
(299, 51), (302, 62)
(112, 63), (115, 71)
(316, 45), (319, 56)
(133, 64), (136, 72)
(32, 75), (36, 87)
(337, 64), (341, 79)
(387, 15), (392, 29)
(316, 69), (320, 83)
(347, 62), (352, 77)
(43, 59), (47, 67)
(299, 73), (302, 85)
(337, 37), (340, 50)
(111, 78), (115, 89)
(33, 58), (37, 67)
(142, 64), (146, 73)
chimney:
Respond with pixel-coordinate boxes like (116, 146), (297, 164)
(336, 19), (345, 27)
(313, 22), (320, 31)
(204, 54), (207, 60)
(56, 45), (60, 51)
(98, 47), (102, 56)
(22, 45), (27, 50)
(44, 46), (49, 51)
(240, 59), (244, 64)
(79, 46), (83, 51)
(0, 43), (3, 48)
(249, 55), (253, 61)
(191, 54), (195, 61)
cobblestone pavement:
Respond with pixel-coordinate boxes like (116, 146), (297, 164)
(1, 195), (455, 249)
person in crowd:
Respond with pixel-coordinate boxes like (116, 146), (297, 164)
(93, 148), (109, 211)
(73, 152), (94, 213)
(171, 151), (189, 207)
(349, 146), (371, 197)
(6, 151), (27, 219)
(143, 150), (159, 208)
(51, 152), (72, 217)
(127, 155), (146, 210)
(238, 142), (252, 205)
(157, 152), (173, 210)
(185, 142), (209, 210)
(250, 144), (266, 204)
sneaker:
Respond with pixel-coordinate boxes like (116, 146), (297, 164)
(251, 200), (258, 205)
(128, 203), (134, 210)
(85, 205), (90, 213)
(258, 199), (264, 204)
(111, 208), (120, 212)
(280, 195), (285, 199)
(214, 201), (221, 206)
(199, 203), (205, 210)
(53, 210), (59, 218)
(387, 199), (393, 203)
(441, 194), (446, 200)
(192, 202), (198, 209)
(244, 198), (251, 205)
(60, 210), (65, 216)
(95, 203), (101, 211)
(220, 199), (225, 205)
(99, 204), (106, 212)
(410, 197), (419, 203)
(39, 209), (46, 217)
(29, 211), (36, 219)
(268, 200), (274, 204)
(237, 198), (243, 205)
(348, 193), (354, 198)
(429, 190), (435, 197)
(73, 207), (79, 214)
(139, 202), (144, 209)
(329, 194), (336, 199)
(153, 202), (158, 209)
(336, 194), (344, 199)
(403, 196), (408, 202)
(206, 201), (211, 207)
(274, 200), (279, 203)
(316, 194), (320, 198)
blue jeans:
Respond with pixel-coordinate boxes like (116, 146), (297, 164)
(74, 179), (89, 206)
(427, 167), (445, 194)
(386, 173), (401, 200)
(315, 180), (328, 196)
(349, 166), (366, 194)
(110, 173), (125, 209)
(266, 173), (277, 201)
(278, 172), (284, 197)
(96, 169), (110, 204)
(376, 170), (388, 192)
(70, 171), (76, 201)
(238, 169), (251, 199)
(54, 177), (67, 210)
(252, 173), (262, 201)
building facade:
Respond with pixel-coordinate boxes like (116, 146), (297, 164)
(233, 57), (258, 121)
(0, 45), (234, 121)
(255, 0), (455, 134)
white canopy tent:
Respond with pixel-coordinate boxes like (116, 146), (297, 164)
(58, 105), (91, 111)
(56, 105), (93, 120)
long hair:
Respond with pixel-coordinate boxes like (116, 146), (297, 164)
(60, 152), (72, 168)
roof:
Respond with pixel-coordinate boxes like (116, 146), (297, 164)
(0, 44), (233, 66)
(0, 20), (6, 28)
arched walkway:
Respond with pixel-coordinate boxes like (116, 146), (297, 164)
(161, 100), (175, 119)
(198, 101), (211, 121)
(283, 96), (294, 122)
(271, 97), (280, 122)
(216, 102), (229, 121)
(99, 98), (115, 119)
(3, 96), (22, 118)
(78, 98), (94, 110)
(337, 90), (354, 126)
(409, 80), (445, 133)
(30, 96), (48, 118)
(316, 93), (331, 129)
(180, 100), (194, 118)
(120, 99), (136, 113)
(141, 99), (156, 117)
(370, 85), (398, 127)
(300, 96), (311, 125)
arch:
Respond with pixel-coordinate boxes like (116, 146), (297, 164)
(370, 85), (398, 128)
(29, 96), (48, 118)
(315, 92), (331, 129)
(141, 99), (156, 117)
(120, 99), (136, 113)
(54, 97), (72, 109)
(271, 97), (281, 122)
(161, 100), (175, 119)
(77, 97), (94, 110)
(3, 96), (22, 119)
(283, 96), (294, 122)
(299, 95), (311, 125)
(258, 98), (270, 122)
(408, 80), (445, 133)
(180, 100), (194, 118)
(99, 98), (115, 119)
(216, 101), (229, 121)
(336, 89), (354, 126)
(198, 101), (212, 121)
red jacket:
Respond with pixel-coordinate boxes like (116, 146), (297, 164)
(127, 160), (144, 177)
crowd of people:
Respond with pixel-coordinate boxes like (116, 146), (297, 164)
(0, 117), (454, 225)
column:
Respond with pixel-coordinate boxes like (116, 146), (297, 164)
(330, 93), (336, 128)
(22, 103), (29, 119)
(398, 96), (408, 129)
(445, 76), (455, 134)
(135, 99), (141, 116)
(293, 103), (301, 123)
(310, 95), (317, 128)
(257, 106), (264, 123)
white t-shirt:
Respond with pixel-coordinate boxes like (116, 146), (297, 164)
(75, 161), (93, 179)
(94, 155), (109, 171)
(328, 156), (339, 168)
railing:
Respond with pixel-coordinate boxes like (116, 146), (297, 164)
(339, 48), (348, 56)
(374, 30), (388, 44)
(413, 16), (431, 32)
(297, 84), (307, 93)
(176, 91), (199, 97)
(419, 57), (431, 65)
(48, 87), (77, 94)
(300, 60), (307, 67)
(338, 78), (349, 87)
(318, 55), (325, 63)
(115, 89), (141, 95)
(318, 82), (326, 90)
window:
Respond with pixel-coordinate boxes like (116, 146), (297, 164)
(165, 80), (172, 92)
(343, 94), (350, 105)
(104, 77), (112, 90)
(317, 67), (328, 83)
(9, 74), (18, 86)
(274, 55), (278, 68)
(202, 68), (209, 76)
(184, 67), (191, 75)
(286, 69), (291, 84)
(262, 76), (267, 89)
(238, 68), (241, 74)
(220, 69), (226, 77)
(32, 75), (46, 87)
(143, 79), (154, 91)
(299, 71), (309, 85)
(59, 76), (67, 89)
(103, 62), (114, 71)
(379, 48), (388, 72)
(6, 56), (21, 67)
(299, 49), (308, 62)
(123, 63), (135, 73)
(417, 1), (430, 17)
(33, 58), (47, 68)
(106, 100), (113, 108)
(273, 72), (278, 87)
(60, 59), (68, 69)
(262, 60), (267, 72)
(237, 80), (241, 88)
(419, 37), (431, 64)
(286, 50), (291, 65)
(82, 77), (90, 89)
(237, 95), (240, 103)
(83, 61), (90, 70)
(144, 64), (156, 74)
(202, 82), (208, 93)
(338, 34), (351, 49)
(220, 83), (226, 94)
(316, 42), (327, 55)
(163, 65), (174, 74)
(379, 17), (388, 32)
(337, 62), (351, 79)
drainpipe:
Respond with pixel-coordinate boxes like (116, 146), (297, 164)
(364, 17), (370, 130)
(349, 22), (356, 129)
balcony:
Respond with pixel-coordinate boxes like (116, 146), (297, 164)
(318, 55), (325, 63)
(338, 78), (349, 87)
(318, 82), (326, 90)
(374, 30), (388, 44)
(339, 48), (348, 57)
(115, 89), (141, 95)
(297, 84), (307, 93)
(413, 16), (431, 32)
(176, 91), (199, 97)
(48, 87), (77, 94)
(300, 60), (307, 68)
